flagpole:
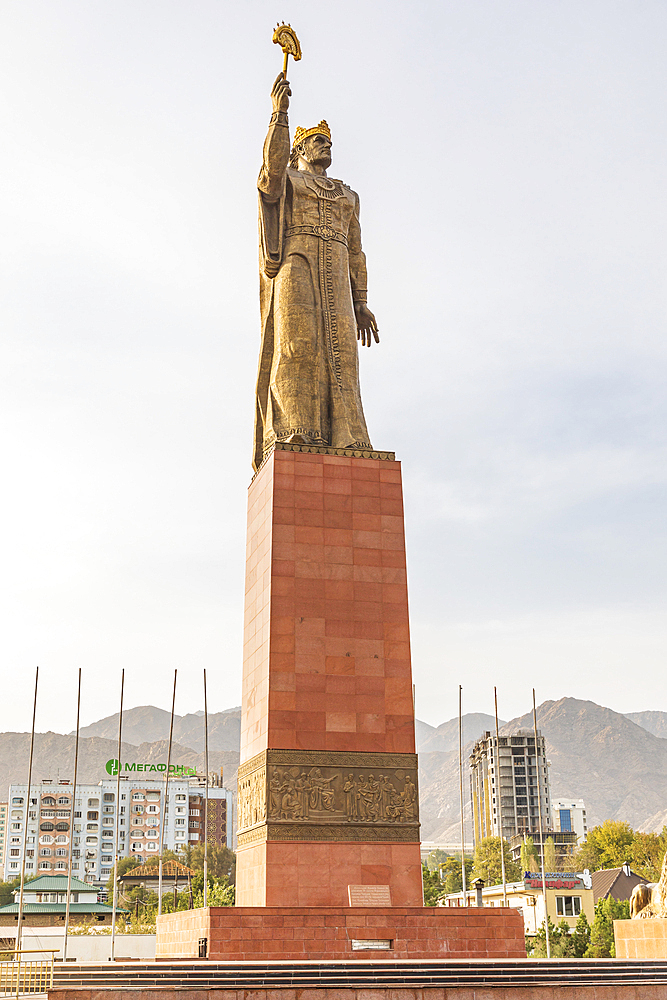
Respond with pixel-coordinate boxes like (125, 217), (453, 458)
(110, 669), (125, 962)
(63, 669), (81, 962)
(494, 686), (508, 907)
(533, 688), (550, 958)
(203, 669), (209, 909)
(158, 670), (177, 916)
(458, 684), (467, 906)
(16, 667), (39, 957)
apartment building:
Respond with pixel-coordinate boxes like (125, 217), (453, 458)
(470, 729), (552, 845)
(6, 776), (232, 886)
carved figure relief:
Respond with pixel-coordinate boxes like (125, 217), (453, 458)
(237, 750), (419, 844)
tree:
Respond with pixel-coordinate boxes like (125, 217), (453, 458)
(520, 837), (540, 873)
(0, 877), (22, 908)
(422, 863), (444, 907)
(437, 855), (474, 894)
(571, 911), (591, 958)
(425, 848), (449, 872)
(574, 820), (634, 872)
(631, 830), (667, 882)
(531, 916), (576, 958)
(178, 844), (236, 884)
(544, 837), (557, 872)
(472, 836), (521, 885)
(585, 897), (630, 958)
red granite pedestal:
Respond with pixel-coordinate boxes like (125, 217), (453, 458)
(236, 444), (422, 909)
(156, 443), (526, 960)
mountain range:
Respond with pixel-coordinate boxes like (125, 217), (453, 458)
(2, 698), (666, 843)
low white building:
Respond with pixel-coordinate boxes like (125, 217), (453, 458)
(552, 799), (588, 844)
(441, 872), (595, 937)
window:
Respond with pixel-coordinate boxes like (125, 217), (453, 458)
(9, 849), (19, 857)
(56, 849), (68, 857)
(55, 823), (69, 832)
(87, 824), (98, 832)
(56, 862), (67, 870)
(40, 849), (52, 856)
(74, 812), (82, 818)
(41, 810), (55, 818)
(556, 896), (582, 917)
(87, 812), (98, 821)
(88, 799), (99, 807)
(132, 805), (144, 814)
(132, 794), (144, 802)
(57, 797), (70, 805)
(12, 798), (24, 805)
(146, 793), (160, 801)
(42, 797), (55, 806)
(175, 794), (186, 801)
(175, 819), (185, 826)
(103, 794), (115, 802)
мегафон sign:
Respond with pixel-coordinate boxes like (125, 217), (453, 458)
(105, 758), (196, 777)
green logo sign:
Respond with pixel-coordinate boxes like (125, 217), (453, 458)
(104, 758), (196, 777)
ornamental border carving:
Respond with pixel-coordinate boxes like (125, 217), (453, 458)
(252, 442), (396, 481)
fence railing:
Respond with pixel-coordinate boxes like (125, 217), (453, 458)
(0, 950), (56, 997)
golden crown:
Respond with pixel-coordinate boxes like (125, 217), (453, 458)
(292, 120), (331, 151)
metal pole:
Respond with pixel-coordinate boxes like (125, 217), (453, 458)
(16, 667), (39, 957)
(158, 670), (177, 916)
(458, 685), (467, 906)
(494, 687), (508, 907)
(110, 669), (125, 962)
(63, 669), (81, 962)
(203, 669), (209, 909)
(533, 688), (550, 959)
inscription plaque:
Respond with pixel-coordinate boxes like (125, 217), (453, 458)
(348, 884), (392, 907)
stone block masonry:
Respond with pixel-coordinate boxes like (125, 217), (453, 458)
(156, 906), (526, 960)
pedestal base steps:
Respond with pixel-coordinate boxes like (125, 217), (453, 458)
(155, 906), (525, 961)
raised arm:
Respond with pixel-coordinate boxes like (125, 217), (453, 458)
(258, 74), (291, 202)
(349, 194), (380, 346)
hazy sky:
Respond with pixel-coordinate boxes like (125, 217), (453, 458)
(1, 0), (665, 735)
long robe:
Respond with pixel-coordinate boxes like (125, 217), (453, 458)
(254, 119), (372, 470)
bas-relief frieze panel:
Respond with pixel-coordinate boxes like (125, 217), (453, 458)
(236, 749), (419, 846)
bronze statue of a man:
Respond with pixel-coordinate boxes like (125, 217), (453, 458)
(253, 73), (379, 470)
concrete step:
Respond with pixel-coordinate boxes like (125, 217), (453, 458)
(52, 959), (667, 989)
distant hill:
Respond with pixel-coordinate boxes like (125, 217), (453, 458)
(417, 713), (506, 753)
(75, 705), (241, 753)
(624, 711), (667, 740)
(0, 731), (240, 794)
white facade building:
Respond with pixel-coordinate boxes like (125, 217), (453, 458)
(5, 777), (232, 887)
(552, 798), (588, 844)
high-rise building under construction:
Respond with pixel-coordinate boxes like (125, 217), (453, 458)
(469, 729), (552, 846)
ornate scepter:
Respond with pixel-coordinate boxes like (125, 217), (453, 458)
(273, 22), (302, 77)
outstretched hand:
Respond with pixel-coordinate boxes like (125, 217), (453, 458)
(355, 303), (380, 347)
(271, 73), (291, 113)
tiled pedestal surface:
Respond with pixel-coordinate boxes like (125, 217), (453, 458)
(236, 446), (423, 909)
(615, 918), (667, 958)
(156, 906), (526, 960)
